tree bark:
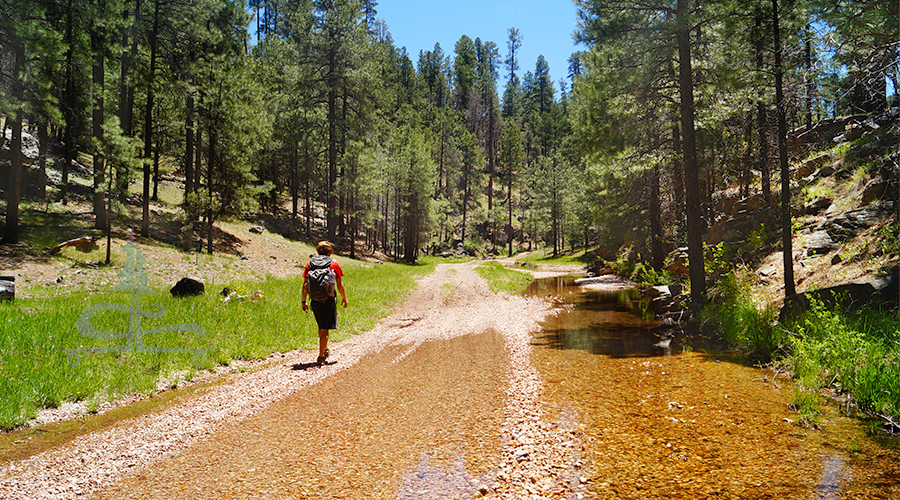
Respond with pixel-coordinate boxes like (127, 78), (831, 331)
(92, 28), (107, 228)
(677, 0), (706, 310)
(141, 0), (159, 237)
(773, 0), (796, 298)
(3, 44), (25, 244)
(61, 0), (76, 206)
(38, 121), (49, 202)
(755, 12), (772, 207)
(650, 163), (663, 271)
(326, 47), (338, 239)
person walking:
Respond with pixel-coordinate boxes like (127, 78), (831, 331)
(301, 241), (348, 366)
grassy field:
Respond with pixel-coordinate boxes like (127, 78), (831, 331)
(475, 261), (535, 294)
(519, 248), (594, 266)
(0, 254), (438, 430)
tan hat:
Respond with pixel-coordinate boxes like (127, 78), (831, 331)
(315, 241), (334, 255)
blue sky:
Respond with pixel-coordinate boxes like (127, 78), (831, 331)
(375, 0), (581, 88)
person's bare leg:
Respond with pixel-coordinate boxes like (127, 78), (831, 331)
(318, 329), (329, 359)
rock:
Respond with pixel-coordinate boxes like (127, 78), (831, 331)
(664, 247), (690, 276)
(170, 277), (205, 297)
(2, 129), (39, 160)
(817, 201), (895, 243)
(646, 285), (673, 300)
(248, 225), (264, 234)
(860, 180), (886, 205)
(831, 254), (842, 265)
(0, 276), (14, 302)
(805, 197), (832, 215)
(780, 270), (898, 321)
(805, 230), (839, 256)
(795, 152), (830, 179)
(69, 159), (92, 176)
(815, 164), (836, 178)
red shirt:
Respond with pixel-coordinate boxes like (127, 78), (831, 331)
(303, 259), (343, 279)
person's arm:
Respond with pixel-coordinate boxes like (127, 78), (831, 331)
(301, 275), (309, 312)
(335, 274), (348, 308)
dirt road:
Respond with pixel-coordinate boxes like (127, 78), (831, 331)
(1, 262), (586, 499)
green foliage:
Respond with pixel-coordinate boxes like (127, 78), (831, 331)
(475, 261), (535, 294)
(874, 223), (899, 256)
(704, 269), (783, 362)
(630, 262), (678, 287)
(784, 300), (900, 418)
(801, 180), (835, 203)
(791, 386), (822, 428)
(704, 243), (731, 281)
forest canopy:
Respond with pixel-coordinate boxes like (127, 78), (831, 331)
(1, 0), (896, 288)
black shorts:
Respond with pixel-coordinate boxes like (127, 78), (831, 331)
(310, 296), (338, 330)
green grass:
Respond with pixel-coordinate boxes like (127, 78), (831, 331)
(784, 301), (900, 419)
(0, 253), (436, 430)
(475, 261), (535, 294)
(705, 270), (785, 362)
(520, 248), (593, 265)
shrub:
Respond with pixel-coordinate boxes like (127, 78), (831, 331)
(704, 268), (784, 362)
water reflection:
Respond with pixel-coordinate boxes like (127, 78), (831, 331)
(526, 275), (900, 498)
(525, 276), (684, 358)
(816, 454), (851, 500)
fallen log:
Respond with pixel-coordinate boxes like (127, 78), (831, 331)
(48, 236), (99, 255)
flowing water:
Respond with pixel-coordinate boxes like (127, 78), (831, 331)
(524, 276), (900, 499)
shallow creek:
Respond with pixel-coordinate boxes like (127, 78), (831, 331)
(524, 276), (899, 499)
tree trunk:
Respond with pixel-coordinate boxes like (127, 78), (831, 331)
(38, 121), (49, 202)
(207, 130), (215, 255)
(755, 13), (771, 207)
(141, 0), (159, 237)
(194, 127), (202, 193)
(670, 120), (685, 217)
(184, 94), (194, 198)
(677, 0), (706, 310)
(61, 0), (76, 206)
(291, 139), (298, 220)
(92, 32), (107, 228)
(650, 163), (663, 271)
(741, 117), (752, 198)
(326, 50), (338, 239)
(2, 45), (24, 244)
(152, 143), (160, 201)
(508, 160), (514, 257)
(773, 0), (796, 298)
(805, 24), (813, 132)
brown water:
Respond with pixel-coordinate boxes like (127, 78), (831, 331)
(525, 276), (900, 499)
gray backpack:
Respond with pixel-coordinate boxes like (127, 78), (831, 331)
(307, 255), (336, 302)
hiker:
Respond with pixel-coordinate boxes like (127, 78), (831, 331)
(301, 241), (348, 366)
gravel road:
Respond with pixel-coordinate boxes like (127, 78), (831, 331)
(0, 261), (588, 499)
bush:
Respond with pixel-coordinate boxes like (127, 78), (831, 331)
(704, 269), (784, 362)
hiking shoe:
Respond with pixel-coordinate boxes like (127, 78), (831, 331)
(323, 349), (330, 361)
(316, 350), (330, 366)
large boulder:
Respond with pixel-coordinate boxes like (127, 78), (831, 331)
(815, 201), (895, 244)
(170, 277), (205, 297)
(2, 129), (39, 162)
(805, 230), (839, 256)
(779, 268), (898, 322)
(795, 152), (830, 180)
(860, 180), (887, 205)
(0, 276), (14, 302)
